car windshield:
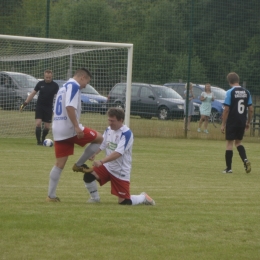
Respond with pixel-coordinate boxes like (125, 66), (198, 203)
(211, 87), (226, 100)
(55, 80), (67, 88)
(81, 84), (99, 95)
(153, 86), (183, 99)
(11, 73), (38, 88)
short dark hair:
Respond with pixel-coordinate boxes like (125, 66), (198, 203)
(44, 69), (53, 74)
(227, 72), (239, 84)
(107, 107), (125, 121)
(74, 68), (92, 78)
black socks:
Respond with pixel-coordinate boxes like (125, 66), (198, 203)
(237, 145), (247, 162)
(225, 150), (233, 170)
(35, 127), (42, 144)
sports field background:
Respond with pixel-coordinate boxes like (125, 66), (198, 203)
(1, 0), (260, 93)
(0, 137), (260, 260)
(1, 1), (260, 259)
(1, 0), (260, 141)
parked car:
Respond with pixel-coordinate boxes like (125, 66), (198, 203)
(0, 82), (16, 110)
(107, 82), (200, 120)
(0, 71), (38, 110)
(55, 80), (107, 114)
(164, 82), (226, 122)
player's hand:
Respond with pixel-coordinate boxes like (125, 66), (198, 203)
(221, 125), (225, 134)
(75, 127), (84, 139)
(93, 160), (103, 167)
(19, 102), (27, 112)
(245, 123), (250, 131)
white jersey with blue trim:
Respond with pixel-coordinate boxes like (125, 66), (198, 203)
(100, 125), (134, 181)
(52, 78), (84, 141)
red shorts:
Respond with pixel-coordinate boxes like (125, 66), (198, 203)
(93, 165), (130, 199)
(54, 127), (97, 158)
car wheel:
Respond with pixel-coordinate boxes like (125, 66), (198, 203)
(115, 102), (124, 110)
(14, 97), (23, 111)
(210, 109), (221, 124)
(158, 106), (169, 120)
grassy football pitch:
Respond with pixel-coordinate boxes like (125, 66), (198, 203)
(0, 137), (260, 260)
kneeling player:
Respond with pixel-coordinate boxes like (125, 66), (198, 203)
(73, 107), (155, 206)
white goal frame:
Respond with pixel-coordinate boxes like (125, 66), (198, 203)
(0, 34), (133, 127)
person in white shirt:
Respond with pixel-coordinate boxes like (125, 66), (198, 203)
(197, 83), (214, 134)
(46, 68), (103, 202)
(81, 107), (155, 206)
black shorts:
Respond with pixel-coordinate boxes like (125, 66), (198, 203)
(225, 125), (245, 141)
(35, 106), (53, 123)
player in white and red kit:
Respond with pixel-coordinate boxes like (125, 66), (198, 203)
(46, 68), (103, 202)
(82, 107), (155, 206)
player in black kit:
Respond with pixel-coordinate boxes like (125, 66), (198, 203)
(20, 70), (59, 145)
(221, 72), (253, 173)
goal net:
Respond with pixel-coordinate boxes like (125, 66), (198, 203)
(0, 34), (133, 139)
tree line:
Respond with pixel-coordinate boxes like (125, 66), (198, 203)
(0, 0), (260, 93)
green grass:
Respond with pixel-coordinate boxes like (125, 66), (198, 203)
(1, 109), (260, 142)
(0, 137), (260, 260)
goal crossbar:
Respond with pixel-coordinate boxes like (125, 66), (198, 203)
(0, 47), (119, 62)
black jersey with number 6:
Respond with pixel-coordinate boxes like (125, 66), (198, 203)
(224, 86), (252, 127)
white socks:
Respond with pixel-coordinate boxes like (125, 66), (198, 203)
(130, 194), (145, 205)
(48, 166), (62, 198)
(76, 143), (100, 166)
(85, 181), (100, 200)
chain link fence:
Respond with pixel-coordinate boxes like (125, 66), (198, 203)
(0, 0), (260, 139)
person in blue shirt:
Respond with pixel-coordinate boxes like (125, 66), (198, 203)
(221, 72), (253, 173)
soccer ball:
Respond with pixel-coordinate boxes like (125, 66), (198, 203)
(43, 139), (54, 147)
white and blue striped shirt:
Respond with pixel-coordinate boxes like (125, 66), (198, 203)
(100, 125), (134, 181)
(52, 78), (84, 141)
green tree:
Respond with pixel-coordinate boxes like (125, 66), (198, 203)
(0, 0), (22, 35)
(232, 35), (260, 94)
(133, 0), (189, 83)
(51, 0), (114, 41)
(171, 53), (207, 83)
(193, 0), (260, 86)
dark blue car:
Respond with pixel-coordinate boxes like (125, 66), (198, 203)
(164, 83), (226, 123)
(55, 80), (107, 114)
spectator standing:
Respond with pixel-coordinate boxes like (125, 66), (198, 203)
(197, 83), (214, 134)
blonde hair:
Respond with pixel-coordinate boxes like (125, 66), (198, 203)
(185, 82), (193, 89)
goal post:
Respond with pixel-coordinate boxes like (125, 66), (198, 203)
(0, 34), (133, 138)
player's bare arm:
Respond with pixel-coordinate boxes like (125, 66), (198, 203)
(66, 106), (84, 138)
(20, 90), (38, 111)
(221, 106), (229, 133)
(246, 105), (253, 130)
(93, 151), (122, 167)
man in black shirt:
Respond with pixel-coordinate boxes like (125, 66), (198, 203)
(20, 70), (59, 145)
(221, 72), (253, 173)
